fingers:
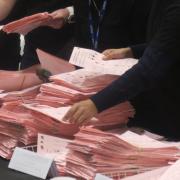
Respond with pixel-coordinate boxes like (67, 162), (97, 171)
(77, 114), (89, 125)
(71, 107), (84, 122)
(70, 107), (91, 125)
(63, 104), (79, 121)
(63, 100), (98, 125)
(102, 49), (114, 60)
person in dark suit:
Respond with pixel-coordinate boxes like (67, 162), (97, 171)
(45, 0), (153, 55)
(0, 0), (73, 70)
(64, 0), (180, 140)
(73, 0), (153, 51)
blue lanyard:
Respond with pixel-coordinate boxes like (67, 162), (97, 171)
(88, 0), (108, 50)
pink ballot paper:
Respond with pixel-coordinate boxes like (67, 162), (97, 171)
(3, 12), (52, 35)
(159, 159), (180, 180)
(69, 47), (138, 76)
(23, 104), (71, 123)
(122, 167), (169, 180)
(37, 49), (75, 75)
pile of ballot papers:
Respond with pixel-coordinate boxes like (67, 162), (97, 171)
(37, 68), (118, 106)
(64, 127), (180, 180)
(33, 69), (135, 128)
(0, 70), (135, 160)
(0, 85), (40, 104)
(0, 99), (78, 159)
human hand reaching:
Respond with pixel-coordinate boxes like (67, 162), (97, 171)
(63, 99), (98, 125)
(45, 8), (70, 29)
(102, 47), (134, 60)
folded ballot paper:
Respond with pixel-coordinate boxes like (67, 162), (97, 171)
(69, 47), (138, 76)
(37, 49), (75, 75)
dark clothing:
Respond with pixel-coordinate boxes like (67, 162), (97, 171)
(0, 0), (25, 70)
(21, 0), (73, 69)
(73, 0), (153, 52)
(131, 43), (147, 59)
(91, 0), (180, 139)
(0, 31), (21, 70)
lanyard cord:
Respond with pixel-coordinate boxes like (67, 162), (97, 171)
(88, 0), (108, 50)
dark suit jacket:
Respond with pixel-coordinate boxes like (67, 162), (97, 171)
(91, 0), (180, 139)
(73, 0), (153, 51)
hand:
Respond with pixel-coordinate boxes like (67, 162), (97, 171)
(102, 47), (134, 60)
(63, 99), (98, 125)
(45, 8), (70, 29)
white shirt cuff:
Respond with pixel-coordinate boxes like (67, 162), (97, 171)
(66, 6), (74, 17)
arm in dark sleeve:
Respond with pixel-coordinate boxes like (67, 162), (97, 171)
(90, 3), (180, 112)
(130, 43), (147, 59)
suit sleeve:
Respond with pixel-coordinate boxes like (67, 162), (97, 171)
(90, 3), (180, 112)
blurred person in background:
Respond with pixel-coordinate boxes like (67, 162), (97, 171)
(0, 0), (73, 70)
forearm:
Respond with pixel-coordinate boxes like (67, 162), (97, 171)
(91, 4), (180, 112)
(90, 46), (177, 112)
(0, 0), (16, 21)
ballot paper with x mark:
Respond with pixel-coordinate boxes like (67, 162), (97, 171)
(69, 47), (138, 76)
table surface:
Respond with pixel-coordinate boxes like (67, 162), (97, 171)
(0, 158), (42, 180)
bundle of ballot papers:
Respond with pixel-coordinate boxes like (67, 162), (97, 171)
(2, 12), (52, 35)
(35, 129), (180, 180)
(64, 127), (180, 180)
(33, 69), (135, 128)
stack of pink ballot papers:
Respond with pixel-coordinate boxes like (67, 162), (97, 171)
(0, 52), (75, 159)
(65, 127), (180, 180)
(0, 85), (40, 104)
(0, 100), (79, 159)
(50, 69), (118, 92)
(36, 69), (119, 106)
(36, 83), (96, 107)
(0, 51), (134, 160)
(28, 69), (135, 128)
(22, 102), (134, 129)
(2, 12), (52, 35)
(0, 134), (18, 159)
